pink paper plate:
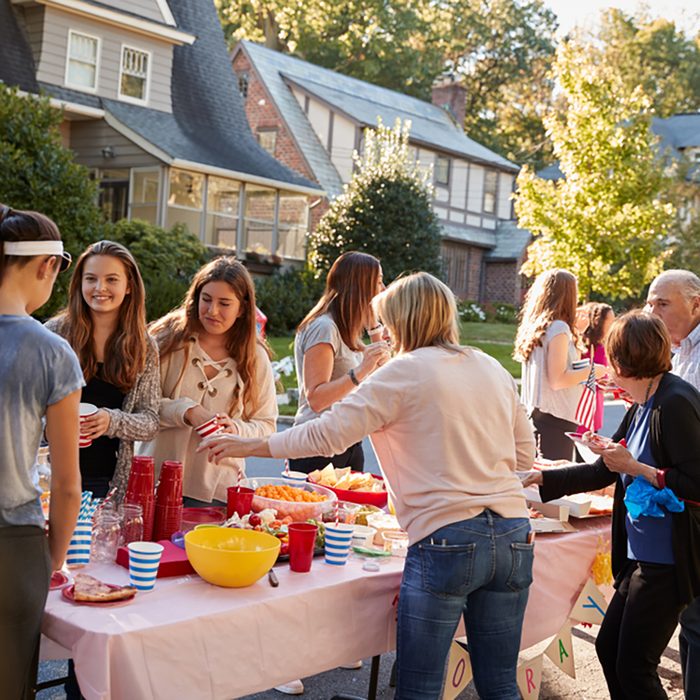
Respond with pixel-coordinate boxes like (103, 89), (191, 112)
(62, 584), (136, 607)
(50, 571), (70, 590)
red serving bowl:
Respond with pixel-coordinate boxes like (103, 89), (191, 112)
(315, 473), (388, 508)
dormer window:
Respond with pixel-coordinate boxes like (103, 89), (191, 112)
(119, 46), (150, 104)
(238, 72), (249, 99)
(66, 31), (100, 92)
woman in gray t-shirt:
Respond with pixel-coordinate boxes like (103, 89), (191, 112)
(514, 269), (606, 460)
(290, 252), (390, 474)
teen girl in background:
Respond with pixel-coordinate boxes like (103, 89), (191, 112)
(142, 256), (276, 506)
(0, 205), (82, 698)
(514, 269), (607, 460)
(290, 251), (390, 474)
(47, 240), (160, 501)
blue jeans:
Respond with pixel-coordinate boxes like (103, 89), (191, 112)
(396, 510), (533, 700)
(680, 597), (700, 699)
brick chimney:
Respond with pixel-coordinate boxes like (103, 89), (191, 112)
(431, 78), (466, 129)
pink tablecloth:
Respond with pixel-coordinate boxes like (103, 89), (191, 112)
(41, 517), (610, 700)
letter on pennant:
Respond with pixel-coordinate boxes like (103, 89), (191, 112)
(516, 654), (543, 700)
(545, 622), (576, 678)
(442, 640), (473, 700)
(569, 578), (608, 625)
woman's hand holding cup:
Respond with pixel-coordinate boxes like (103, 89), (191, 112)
(357, 342), (391, 380)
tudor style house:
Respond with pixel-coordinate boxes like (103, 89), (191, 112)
(0, 0), (321, 264)
(231, 40), (531, 304)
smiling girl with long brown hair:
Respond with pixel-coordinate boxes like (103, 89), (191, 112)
(140, 256), (277, 506)
(46, 240), (160, 500)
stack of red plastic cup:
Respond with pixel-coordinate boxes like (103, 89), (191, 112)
(153, 460), (183, 542)
(124, 456), (156, 541)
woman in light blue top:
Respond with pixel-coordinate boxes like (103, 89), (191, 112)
(0, 205), (83, 698)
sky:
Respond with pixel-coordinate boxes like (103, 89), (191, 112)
(544, 0), (700, 36)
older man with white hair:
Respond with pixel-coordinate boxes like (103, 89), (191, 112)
(646, 268), (700, 699)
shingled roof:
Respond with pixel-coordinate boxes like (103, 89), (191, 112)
(238, 40), (518, 197)
(1, 0), (319, 193)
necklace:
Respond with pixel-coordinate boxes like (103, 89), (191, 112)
(642, 376), (655, 404)
(633, 376), (656, 428)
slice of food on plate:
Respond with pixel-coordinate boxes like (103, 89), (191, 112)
(73, 573), (136, 602)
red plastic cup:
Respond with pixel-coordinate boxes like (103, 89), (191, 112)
(226, 486), (254, 519)
(125, 456), (155, 541)
(288, 522), (318, 573)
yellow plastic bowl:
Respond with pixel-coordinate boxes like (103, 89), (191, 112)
(184, 527), (281, 588)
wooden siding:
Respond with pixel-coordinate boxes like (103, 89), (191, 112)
(69, 119), (160, 168)
(306, 97), (330, 151)
(107, 0), (168, 24)
(467, 164), (484, 213)
(37, 7), (173, 112)
(498, 172), (513, 219)
(330, 111), (355, 182)
(450, 159), (468, 209)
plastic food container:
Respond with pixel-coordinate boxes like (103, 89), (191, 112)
(310, 472), (388, 508)
(239, 477), (337, 521)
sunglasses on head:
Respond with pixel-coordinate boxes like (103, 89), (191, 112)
(57, 251), (72, 272)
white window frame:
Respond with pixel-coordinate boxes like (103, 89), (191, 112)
(118, 44), (152, 106)
(64, 29), (101, 93)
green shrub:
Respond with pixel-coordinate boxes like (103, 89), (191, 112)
(492, 302), (518, 324)
(308, 120), (442, 282)
(255, 267), (325, 335)
(458, 300), (487, 322)
(0, 86), (104, 317)
(106, 219), (209, 321)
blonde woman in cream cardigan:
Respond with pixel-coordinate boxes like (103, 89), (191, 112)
(140, 257), (277, 506)
(200, 272), (535, 700)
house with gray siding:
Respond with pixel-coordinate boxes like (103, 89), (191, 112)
(232, 40), (531, 304)
(0, 0), (321, 264)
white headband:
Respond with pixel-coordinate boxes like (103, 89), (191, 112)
(3, 240), (64, 256)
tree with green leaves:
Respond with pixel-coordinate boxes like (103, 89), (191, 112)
(308, 119), (442, 282)
(514, 39), (675, 300)
(594, 9), (700, 118)
(0, 85), (103, 316)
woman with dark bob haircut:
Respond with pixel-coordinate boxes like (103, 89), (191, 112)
(525, 310), (700, 699)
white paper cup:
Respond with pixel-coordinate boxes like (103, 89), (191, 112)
(281, 470), (308, 485)
(79, 403), (98, 448)
(324, 523), (354, 566)
(351, 525), (377, 549)
(66, 519), (92, 566)
(194, 418), (224, 439)
(127, 541), (164, 591)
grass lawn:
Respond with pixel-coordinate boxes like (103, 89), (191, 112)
(268, 321), (519, 417)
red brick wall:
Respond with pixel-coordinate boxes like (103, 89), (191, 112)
(483, 260), (525, 306)
(232, 49), (317, 185)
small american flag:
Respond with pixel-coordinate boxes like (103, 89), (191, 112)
(575, 362), (597, 432)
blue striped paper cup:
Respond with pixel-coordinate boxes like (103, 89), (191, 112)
(127, 541), (164, 591)
(324, 523), (354, 566)
(66, 519), (92, 567)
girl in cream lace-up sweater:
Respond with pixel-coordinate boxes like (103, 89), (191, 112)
(139, 257), (276, 505)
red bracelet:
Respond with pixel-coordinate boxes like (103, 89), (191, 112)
(656, 469), (667, 489)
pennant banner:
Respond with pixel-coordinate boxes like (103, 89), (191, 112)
(443, 640), (473, 700)
(545, 622), (576, 678)
(569, 577), (608, 625)
(517, 654), (543, 700)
